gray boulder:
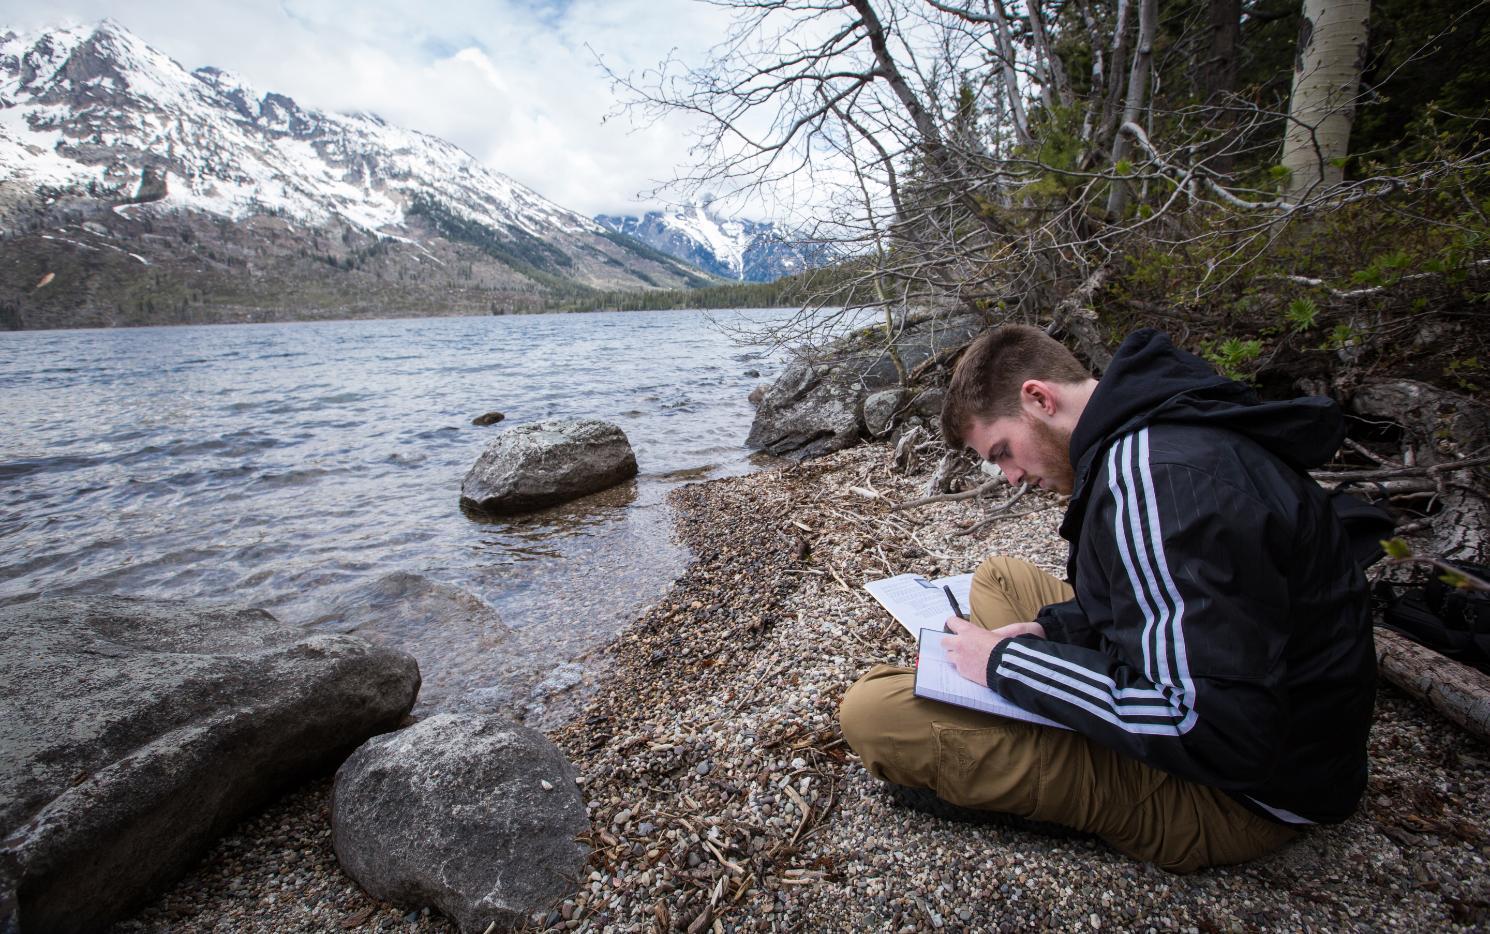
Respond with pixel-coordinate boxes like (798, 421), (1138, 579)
(331, 713), (588, 933)
(460, 419), (638, 515)
(746, 312), (984, 459)
(863, 388), (909, 438)
(0, 596), (420, 934)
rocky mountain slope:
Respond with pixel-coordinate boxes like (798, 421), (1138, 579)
(0, 21), (716, 329)
(595, 201), (822, 283)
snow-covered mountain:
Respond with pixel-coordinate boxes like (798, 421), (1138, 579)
(595, 202), (823, 283)
(0, 21), (714, 328)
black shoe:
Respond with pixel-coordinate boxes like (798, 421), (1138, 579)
(883, 783), (1084, 839)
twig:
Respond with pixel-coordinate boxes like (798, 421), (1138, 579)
(1385, 557), (1490, 592)
(1311, 453), (1490, 484)
(953, 502), (1058, 536)
(1343, 438), (1403, 469)
(892, 476), (1009, 511)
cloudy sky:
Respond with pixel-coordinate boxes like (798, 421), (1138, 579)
(0, 0), (749, 218)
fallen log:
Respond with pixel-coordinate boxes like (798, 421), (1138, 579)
(1375, 626), (1490, 742)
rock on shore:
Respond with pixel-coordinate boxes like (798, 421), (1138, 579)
(745, 312), (983, 459)
(332, 713), (588, 933)
(0, 596), (420, 933)
(460, 419), (638, 515)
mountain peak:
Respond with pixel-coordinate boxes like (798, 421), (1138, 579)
(0, 20), (597, 236)
(1, 18), (711, 321)
(595, 206), (822, 283)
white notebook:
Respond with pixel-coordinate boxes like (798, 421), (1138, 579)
(864, 572), (974, 640)
(913, 629), (1070, 730)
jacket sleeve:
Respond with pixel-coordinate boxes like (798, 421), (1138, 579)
(985, 439), (1297, 790)
(1034, 598), (1101, 650)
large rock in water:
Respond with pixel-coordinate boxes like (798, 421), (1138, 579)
(746, 312), (985, 459)
(0, 597), (421, 934)
(331, 713), (588, 933)
(460, 419), (638, 515)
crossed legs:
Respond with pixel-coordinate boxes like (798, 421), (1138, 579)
(838, 557), (1296, 873)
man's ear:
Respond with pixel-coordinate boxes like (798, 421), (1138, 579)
(1019, 379), (1058, 418)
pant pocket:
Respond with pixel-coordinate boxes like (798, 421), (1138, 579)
(931, 719), (1043, 815)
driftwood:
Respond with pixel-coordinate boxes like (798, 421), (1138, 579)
(1347, 381), (1490, 565)
(925, 450), (976, 496)
(1375, 626), (1490, 743)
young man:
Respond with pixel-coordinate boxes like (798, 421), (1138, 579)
(838, 326), (1377, 872)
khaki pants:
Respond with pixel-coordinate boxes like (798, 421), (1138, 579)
(839, 557), (1297, 873)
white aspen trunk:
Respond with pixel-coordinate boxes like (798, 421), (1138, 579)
(985, 0), (1032, 147)
(1100, 0), (1133, 142)
(1025, 1), (1071, 108)
(1104, 0), (1155, 219)
(1280, 0), (1370, 202)
(1077, 0), (1105, 142)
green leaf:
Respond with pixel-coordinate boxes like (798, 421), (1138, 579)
(1439, 570), (1473, 590)
(1381, 537), (1413, 560)
(1284, 297), (1320, 332)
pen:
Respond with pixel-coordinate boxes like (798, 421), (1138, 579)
(943, 585), (966, 632)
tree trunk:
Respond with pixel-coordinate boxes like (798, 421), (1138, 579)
(1203, 0), (1240, 101)
(986, 0), (1032, 147)
(1202, 0), (1241, 175)
(1104, 0), (1156, 219)
(1280, 0), (1370, 202)
(1376, 628), (1490, 743)
(1348, 379), (1490, 565)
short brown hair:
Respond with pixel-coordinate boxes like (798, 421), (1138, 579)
(940, 325), (1092, 448)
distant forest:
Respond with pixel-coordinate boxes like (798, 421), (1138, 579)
(554, 264), (870, 313)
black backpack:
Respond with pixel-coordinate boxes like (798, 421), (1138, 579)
(1376, 562), (1490, 673)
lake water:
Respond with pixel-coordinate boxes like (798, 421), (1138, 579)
(0, 309), (793, 721)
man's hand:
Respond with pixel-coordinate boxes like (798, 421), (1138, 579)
(941, 618), (1048, 687)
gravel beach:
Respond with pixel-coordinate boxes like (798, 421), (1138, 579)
(116, 442), (1490, 932)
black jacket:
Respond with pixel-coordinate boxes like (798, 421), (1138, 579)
(985, 329), (1375, 824)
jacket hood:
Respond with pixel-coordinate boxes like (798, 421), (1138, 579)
(1062, 329), (1344, 537)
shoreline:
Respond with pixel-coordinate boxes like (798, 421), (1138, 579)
(117, 442), (1490, 932)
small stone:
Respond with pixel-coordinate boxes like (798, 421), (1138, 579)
(695, 761), (711, 776)
(541, 779), (554, 791)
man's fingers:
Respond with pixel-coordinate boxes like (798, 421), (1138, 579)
(945, 615), (974, 635)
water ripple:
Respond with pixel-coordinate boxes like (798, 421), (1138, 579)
(0, 309), (819, 715)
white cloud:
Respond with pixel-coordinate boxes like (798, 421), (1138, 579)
(0, 0), (759, 218)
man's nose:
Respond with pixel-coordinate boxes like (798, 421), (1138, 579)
(1002, 462), (1024, 484)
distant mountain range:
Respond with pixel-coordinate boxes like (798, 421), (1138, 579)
(0, 21), (728, 329)
(595, 203), (823, 284)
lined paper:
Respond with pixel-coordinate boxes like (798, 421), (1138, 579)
(913, 629), (1070, 729)
(864, 572), (974, 639)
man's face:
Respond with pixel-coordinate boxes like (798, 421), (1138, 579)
(965, 412), (1075, 494)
